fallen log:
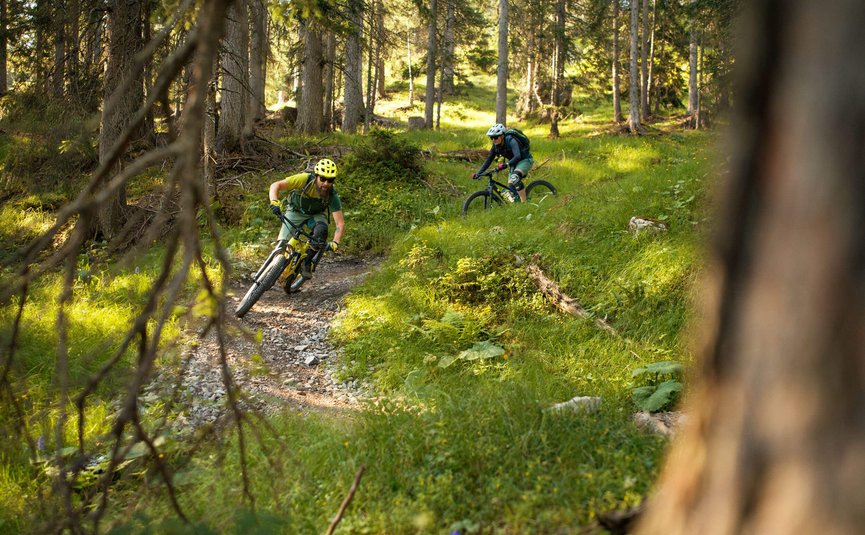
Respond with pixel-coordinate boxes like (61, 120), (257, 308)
(525, 261), (619, 337)
(437, 149), (490, 162)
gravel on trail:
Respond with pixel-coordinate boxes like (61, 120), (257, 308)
(145, 255), (380, 432)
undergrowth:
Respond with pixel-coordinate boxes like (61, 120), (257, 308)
(1, 80), (716, 533)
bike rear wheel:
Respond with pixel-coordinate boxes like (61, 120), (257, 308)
(525, 180), (557, 203)
(462, 190), (502, 216)
(235, 255), (288, 318)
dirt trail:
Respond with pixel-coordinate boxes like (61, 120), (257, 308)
(147, 255), (379, 429)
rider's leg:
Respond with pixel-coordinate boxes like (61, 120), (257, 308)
(301, 220), (328, 278)
(511, 158), (534, 202)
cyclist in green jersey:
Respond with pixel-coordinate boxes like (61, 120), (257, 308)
(268, 158), (345, 280)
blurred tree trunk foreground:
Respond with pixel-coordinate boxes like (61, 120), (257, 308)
(637, 1), (865, 533)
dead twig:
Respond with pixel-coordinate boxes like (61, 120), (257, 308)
(326, 466), (367, 535)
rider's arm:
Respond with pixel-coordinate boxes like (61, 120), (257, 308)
(269, 173), (308, 203)
(331, 210), (345, 245)
(506, 136), (522, 167)
(476, 148), (496, 175)
(269, 179), (286, 203)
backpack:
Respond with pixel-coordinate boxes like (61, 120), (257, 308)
(505, 128), (530, 152)
(289, 171), (332, 223)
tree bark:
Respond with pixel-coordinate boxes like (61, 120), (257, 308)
(53, 0), (66, 98)
(646, 0), (656, 115)
(407, 31), (414, 105)
(217, 1), (249, 152)
(549, 0), (565, 138)
(628, 0), (642, 133)
(687, 0), (699, 127)
(612, 0), (623, 123)
(640, 0), (650, 120)
(249, 0), (268, 121)
(297, 19), (324, 134)
(95, 0), (145, 239)
(442, 0), (455, 96)
(525, 0), (538, 116)
(342, 0), (364, 133)
(495, 0), (508, 125)
(424, 0), (437, 128)
(376, 3), (386, 100)
(0, 0), (8, 95)
(636, 1), (865, 533)
(324, 31), (336, 131)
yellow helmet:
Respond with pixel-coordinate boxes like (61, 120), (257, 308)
(314, 158), (337, 178)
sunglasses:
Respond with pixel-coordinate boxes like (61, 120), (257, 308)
(317, 176), (335, 184)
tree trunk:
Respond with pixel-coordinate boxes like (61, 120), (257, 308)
(549, 0), (564, 138)
(66, 0), (80, 99)
(364, 0), (375, 133)
(297, 20), (324, 134)
(249, 0), (268, 121)
(217, 1), (249, 152)
(495, 0), (508, 125)
(525, 0), (538, 116)
(687, 0), (699, 127)
(612, 0), (623, 123)
(95, 0), (145, 240)
(407, 31), (414, 105)
(0, 0), (7, 95)
(204, 55), (218, 195)
(640, 0), (650, 120)
(53, 0), (65, 98)
(637, 2), (865, 533)
(647, 0), (656, 115)
(442, 0), (455, 96)
(324, 31), (336, 131)
(376, 4), (386, 100)
(627, 0), (642, 133)
(342, 0), (364, 133)
(424, 0), (437, 128)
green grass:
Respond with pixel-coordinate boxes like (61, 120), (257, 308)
(1, 80), (716, 532)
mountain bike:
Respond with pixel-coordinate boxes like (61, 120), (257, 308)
(235, 212), (329, 318)
(462, 166), (557, 216)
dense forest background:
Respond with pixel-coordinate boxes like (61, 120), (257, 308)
(17, 0), (865, 534)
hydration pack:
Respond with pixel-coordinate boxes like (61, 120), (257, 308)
(505, 128), (530, 151)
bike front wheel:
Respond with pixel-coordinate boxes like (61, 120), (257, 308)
(235, 255), (288, 318)
(525, 180), (557, 203)
(462, 190), (502, 217)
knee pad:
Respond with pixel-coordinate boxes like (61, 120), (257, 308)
(508, 172), (525, 191)
(311, 222), (328, 248)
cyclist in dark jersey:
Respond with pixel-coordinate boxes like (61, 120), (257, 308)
(471, 123), (534, 202)
(268, 158), (345, 279)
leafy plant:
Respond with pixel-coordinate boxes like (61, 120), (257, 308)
(631, 361), (684, 412)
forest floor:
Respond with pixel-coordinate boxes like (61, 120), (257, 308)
(145, 255), (381, 431)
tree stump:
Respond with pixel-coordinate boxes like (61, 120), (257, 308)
(407, 116), (426, 130)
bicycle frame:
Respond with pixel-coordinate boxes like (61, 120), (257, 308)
(480, 168), (516, 201)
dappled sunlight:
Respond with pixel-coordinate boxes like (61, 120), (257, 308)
(0, 204), (56, 252)
(606, 143), (662, 174)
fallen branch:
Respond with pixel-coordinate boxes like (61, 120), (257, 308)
(525, 261), (619, 338)
(326, 465), (366, 535)
(437, 148), (489, 162)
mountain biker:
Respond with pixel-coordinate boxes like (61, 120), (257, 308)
(471, 123), (534, 203)
(268, 158), (345, 282)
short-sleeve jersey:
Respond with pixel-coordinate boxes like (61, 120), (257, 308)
(281, 172), (342, 215)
